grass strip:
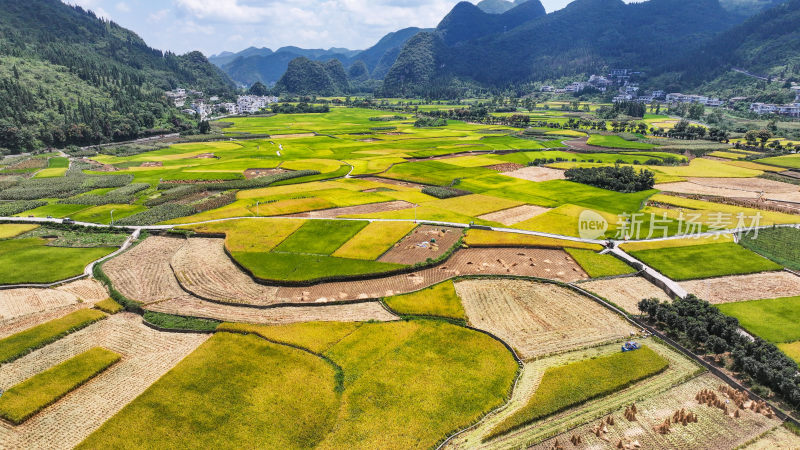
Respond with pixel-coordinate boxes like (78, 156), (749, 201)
(487, 346), (668, 440)
(0, 347), (120, 424)
(0, 309), (107, 364)
(565, 248), (637, 278)
(142, 311), (220, 332)
(94, 298), (123, 314)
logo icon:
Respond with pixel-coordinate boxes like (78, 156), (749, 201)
(578, 210), (608, 240)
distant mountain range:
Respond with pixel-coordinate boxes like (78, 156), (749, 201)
(210, 27), (428, 87)
(0, 0), (233, 152)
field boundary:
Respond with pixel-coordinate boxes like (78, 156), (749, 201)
(141, 318), (217, 335)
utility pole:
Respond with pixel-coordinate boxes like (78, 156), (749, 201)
(110, 209), (115, 226)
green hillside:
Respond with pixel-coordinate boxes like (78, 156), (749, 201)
(0, 0), (233, 153)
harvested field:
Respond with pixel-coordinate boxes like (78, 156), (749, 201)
(454, 279), (632, 360)
(361, 176), (428, 189)
(271, 133), (316, 139)
(580, 277), (672, 314)
(691, 177), (799, 193)
(742, 425), (800, 449)
(656, 181), (800, 203)
(0, 304), (90, 339)
(486, 163), (524, 172)
(146, 297), (397, 324)
(282, 200), (415, 218)
(504, 166), (566, 182)
(681, 271), (800, 304)
(378, 225), (462, 265)
(102, 236), (188, 304)
(170, 238), (278, 306)
(478, 205), (550, 226)
(0, 279), (108, 321)
(531, 373), (780, 450)
(447, 340), (701, 449)
(277, 248), (588, 303)
(244, 168), (287, 179)
(0, 313), (208, 450)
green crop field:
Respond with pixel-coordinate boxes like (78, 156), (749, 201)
(565, 248), (637, 278)
(0, 309), (106, 364)
(630, 242), (782, 281)
(14, 203), (90, 219)
(0, 238), (117, 284)
(778, 341), (800, 365)
(757, 154), (800, 169)
(273, 219), (369, 255)
(231, 252), (404, 282)
(739, 227), (800, 271)
(717, 296), (800, 343)
(384, 281), (466, 319)
(80, 320), (518, 449)
(332, 221), (417, 260)
(587, 135), (656, 150)
(71, 204), (146, 225)
(488, 346), (668, 439)
(0, 347), (120, 424)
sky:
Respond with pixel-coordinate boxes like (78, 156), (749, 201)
(64, 0), (581, 57)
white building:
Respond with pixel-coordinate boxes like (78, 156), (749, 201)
(665, 93), (722, 106)
(793, 86), (800, 101)
(236, 95), (279, 114)
(651, 90), (666, 99)
(613, 94), (634, 103)
(750, 103), (778, 114)
(540, 85), (554, 92)
(565, 82), (589, 93)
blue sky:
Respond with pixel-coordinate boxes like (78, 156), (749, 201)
(64, 0), (582, 56)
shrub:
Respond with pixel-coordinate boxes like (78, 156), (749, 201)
(114, 204), (196, 226)
(60, 183), (149, 206)
(0, 200), (47, 216)
(421, 186), (469, 199)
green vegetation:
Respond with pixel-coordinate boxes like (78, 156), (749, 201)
(587, 135), (656, 150)
(778, 341), (800, 365)
(19, 226), (128, 247)
(564, 165), (655, 193)
(488, 346), (668, 439)
(0, 238), (116, 284)
(94, 298), (123, 314)
(274, 220), (369, 255)
(717, 296), (800, 343)
(142, 311), (220, 332)
(78, 333), (339, 449)
(0, 347), (120, 424)
(565, 249), (637, 278)
(0, 309), (106, 364)
(739, 227), (800, 271)
(332, 221), (417, 260)
(232, 252), (404, 282)
(0, 224), (38, 239)
(630, 242), (782, 281)
(384, 281), (466, 319)
(80, 320), (518, 449)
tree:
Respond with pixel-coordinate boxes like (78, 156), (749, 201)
(248, 82), (270, 96)
(198, 120), (211, 134)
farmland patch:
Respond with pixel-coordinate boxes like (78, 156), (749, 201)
(680, 272), (800, 304)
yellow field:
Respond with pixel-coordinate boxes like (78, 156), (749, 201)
(464, 229), (603, 250)
(181, 218), (305, 252)
(0, 224), (39, 239)
(620, 234), (734, 252)
(332, 221), (417, 260)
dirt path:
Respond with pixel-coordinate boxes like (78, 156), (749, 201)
(0, 313), (208, 450)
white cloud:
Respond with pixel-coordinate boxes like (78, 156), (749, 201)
(116, 2), (130, 12)
(148, 8), (170, 23)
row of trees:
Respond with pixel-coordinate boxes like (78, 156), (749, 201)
(639, 296), (800, 409)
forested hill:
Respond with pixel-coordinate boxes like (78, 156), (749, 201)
(673, 0), (800, 88)
(0, 0), (234, 153)
(383, 0), (741, 96)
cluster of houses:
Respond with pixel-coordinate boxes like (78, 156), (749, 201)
(165, 88), (279, 120)
(749, 86), (800, 117)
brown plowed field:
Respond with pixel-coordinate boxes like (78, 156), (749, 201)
(0, 313), (208, 450)
(455, 279), (632, 360)
(103, 236), (188, 304)
(742, 425), (800, 449)
(504, 166), (566, 182)
(146, 296), (397, 324)
(681, 271), (800, 304)
(277, 248), (588, 303)
(0, 279), (108, 322)
(282, 200), (416, 218)
(691, 177), (799, 193)
(478, 205), (550, 226)
(532, 373), (781, 450)
(378, 225), (462, 264)
(171, 238), (279, 306)
(580, 277), (673, 314)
